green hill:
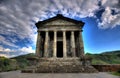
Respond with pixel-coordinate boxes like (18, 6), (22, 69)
(11, 53), (36, 69)
(86, 51), (120, 64)
(0, 57), (18, 72)
(0, 53), (36, 72)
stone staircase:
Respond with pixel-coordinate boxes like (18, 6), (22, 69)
(22, 58), (98, 73)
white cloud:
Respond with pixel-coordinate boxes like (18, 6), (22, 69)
(53, 0), (99, 18)
(101, 0), (118, 8)
(98, 0), (120, 29)
(0, 46), (4, 51)
(0, 54), (8, 58)
(0, 46), (14, 52)
(4, 48), (11, 52)
(0, 0), (99, 50)
(0, 35), (18, 48)
(0, 46), (35, 58)
(0, 0), (120, 57)
(19, 46), (35, 53)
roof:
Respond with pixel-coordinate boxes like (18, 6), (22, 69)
(35, 14), (84, 29)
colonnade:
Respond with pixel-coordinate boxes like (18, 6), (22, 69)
(36, 31), (84, 58)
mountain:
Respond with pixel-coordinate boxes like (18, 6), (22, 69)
(11, 53), (36, 69)
(86, 50), (120, 64)
(101, 50), (120, 55)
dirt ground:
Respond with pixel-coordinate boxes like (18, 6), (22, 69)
(0, 70), (119, 78)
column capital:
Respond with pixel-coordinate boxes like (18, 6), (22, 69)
(45, 30), (49, 32)
(54, 30), (57, 32)
(71, 31), (74, 34)
(37, 30), (40, 32)
(62, 30), (66, 32)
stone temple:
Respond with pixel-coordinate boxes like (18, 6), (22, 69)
(22, 14), (98, 73)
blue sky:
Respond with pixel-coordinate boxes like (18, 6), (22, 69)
(0, 0), (120, 57)
(82, 17), (120, 53)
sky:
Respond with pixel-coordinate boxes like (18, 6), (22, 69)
(0, 0), (120, 58)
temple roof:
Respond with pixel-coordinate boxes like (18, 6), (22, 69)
(35, 14), (84, 29)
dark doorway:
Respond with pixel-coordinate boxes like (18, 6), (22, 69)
(57, 41), (63, 57)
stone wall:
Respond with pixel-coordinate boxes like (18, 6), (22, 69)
(92, 65), (120, 72)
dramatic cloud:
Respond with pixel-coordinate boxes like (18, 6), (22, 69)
(0, 0), (120, 57)
(0, 46), (34, 58)
(98, 0), (120, 29)
(0, 35), (18, 48)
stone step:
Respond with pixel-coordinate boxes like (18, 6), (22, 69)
(21, 69), (35, 73)
(21, 58), (98, 73)
(35, 65), (98, 73)
(22, 63), (98, 73)
(21, 66), (36, 73)
(38, 58), (81, 62)
(37, 62), (81, 66)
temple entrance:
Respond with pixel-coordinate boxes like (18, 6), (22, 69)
(57, 41), (63, 57)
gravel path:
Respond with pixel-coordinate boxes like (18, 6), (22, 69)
(0, 70), (119, 78)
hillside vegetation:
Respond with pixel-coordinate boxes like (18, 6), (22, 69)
(86, 51), (120, 64)
(0, 53), (35, 72)
(0, 57), (18, 72)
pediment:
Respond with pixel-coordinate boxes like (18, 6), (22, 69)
(43, 19), (76, 26)
(35, 14), (84, 29)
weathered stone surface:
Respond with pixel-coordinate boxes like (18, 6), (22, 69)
(43, 19), (76, 26)
(22, 58), (98, 73)
(92, 65), (120, 72)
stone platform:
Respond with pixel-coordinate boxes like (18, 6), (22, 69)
(22, 58), (98, 73)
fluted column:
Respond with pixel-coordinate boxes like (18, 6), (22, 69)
(35, 31), (41, 57)
(63, 31), (67, 58)
(53, 31), (57, 58)
(79, 31), (84, 56)
(71, 31), (76, 57)
(44, 31), (49, 57)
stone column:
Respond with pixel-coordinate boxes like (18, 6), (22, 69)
(53, 31), (57, 58)
(79, 30), (84, 56)
(63, 31), (67, 58)
(44, 31), (49, 57)
(35, 31), (41, 57)
(71, 31), (76, 57)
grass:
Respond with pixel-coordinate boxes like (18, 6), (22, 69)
(86, 52), (120, 64)
(111, 71), (120, 76)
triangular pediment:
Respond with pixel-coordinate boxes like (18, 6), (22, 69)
(35, 14), (84, 29)
(43, 19), (76, 25)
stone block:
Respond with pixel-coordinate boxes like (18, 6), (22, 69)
(22, 58), (98, 73)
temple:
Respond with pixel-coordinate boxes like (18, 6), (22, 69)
(35, 14), (84, 58)
(22, 14), (98, 73)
